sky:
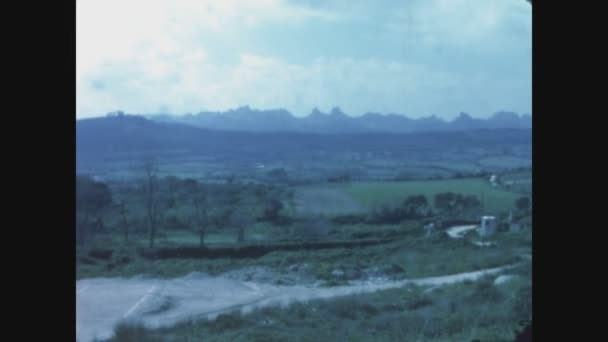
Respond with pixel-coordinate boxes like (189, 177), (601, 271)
(76, 0), (531, 119)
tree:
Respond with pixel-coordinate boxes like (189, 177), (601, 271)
(461, 195), (481, 211)
(229, 208), (254, 243)
(402, 195), (430, 218)
(139, 159), (162, 248)
(192, 185), (209, 247)
(434, 192), (458, 212)
(267, 168), (288, 183)
(76, 176), (112, 246)
(515, 196), (530, 212)
(433, 192), (482, 218)
(261, 198), (284, 223)
(117, 200), (130, 243)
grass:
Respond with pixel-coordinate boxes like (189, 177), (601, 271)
(341, 178), (521, 215)
(77, 226), (531, 282)
(89, 221), (284, 250)
(107, 261), (532, 342)
(293, 185), (365, 215)
(478, 155), (530, 169)
(501, 171), (532, 182)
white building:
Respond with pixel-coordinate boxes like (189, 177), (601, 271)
(423, 222), (435, 237)
(479, 216), (497, 236)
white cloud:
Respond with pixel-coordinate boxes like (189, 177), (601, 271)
(77, 0), (341, 116)
(78, 50), (519, 118)
(386, 0), (530, 49)
(77, 0), (531, 118)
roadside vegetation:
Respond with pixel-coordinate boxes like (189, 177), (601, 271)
(106, 260), (531, 342)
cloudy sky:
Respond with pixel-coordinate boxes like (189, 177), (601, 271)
(76, 0), (531, 119)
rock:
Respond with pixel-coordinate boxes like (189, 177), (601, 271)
(344, 269), (362, 280)
(222, 266), (275, 283)
(331, 269), (345, 277)
(494, 275), (515, 286)
(385, 264), (405, 274)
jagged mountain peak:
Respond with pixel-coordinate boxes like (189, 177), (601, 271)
(140, 106), (531, 133)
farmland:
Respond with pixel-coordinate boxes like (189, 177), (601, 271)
(294, 177), (523, 216)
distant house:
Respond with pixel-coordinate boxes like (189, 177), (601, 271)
(479, 216), (497, 236)
(423, 222), (436, 236)
(489, 174), (498, 187)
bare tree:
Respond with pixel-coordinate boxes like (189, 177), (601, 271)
(229, 207), (255, 243)
(139, 159), (162, 248)
(192, 184), (209, 247)
(118, 200), (130, 243)
(76, 175), (112, 246)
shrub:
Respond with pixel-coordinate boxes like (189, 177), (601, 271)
(406, 294), (434, 310)
(110, 322), (162, 342)
(331, 214), (367, 225)
(291, 216), (332, 239)
(469, 277), (503, 303)
(512, 284), (532, 321)
(324, 295), (379, 316)
(208, 312), (245, 333)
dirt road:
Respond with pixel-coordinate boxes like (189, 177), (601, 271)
(76, 264), (514, 342)
(446, 225), (478, 238)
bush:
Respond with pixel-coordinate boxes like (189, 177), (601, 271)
(512, 284), (532, 321)
(406, 293), (434, 310)
(208, 312), (245, 333)
(469, 277), (503, 303)
(88, 248), (113, 260)
(110, 322), (162, 342)
(291, 216), (332, 239)
(247, 330), (291, 342)
(329, 296), (380, 320)
(331, 214), (367, 225)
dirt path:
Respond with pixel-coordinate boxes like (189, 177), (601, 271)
(446, 225), (478, 238)
(76, 264), (515, 342)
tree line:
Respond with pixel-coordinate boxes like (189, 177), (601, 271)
(76, 163), (291, 249)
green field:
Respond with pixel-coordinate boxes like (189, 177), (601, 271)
(501, 171), (532, 181)
(499, 171), (532, 195)
(341, 178), (520, 215)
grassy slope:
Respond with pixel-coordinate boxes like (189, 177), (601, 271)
(78, 227), (531, 283)
(109, 260), (532, 342)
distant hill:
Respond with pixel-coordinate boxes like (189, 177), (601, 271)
(144, 106), (532, 133)
(77, 114), (531, 164)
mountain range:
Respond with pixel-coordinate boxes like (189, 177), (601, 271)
(77, 114), (531, 164)
(141, 106), (532, 133)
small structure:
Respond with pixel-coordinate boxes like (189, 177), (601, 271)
(423, 222), (436, 237)
(489, 174), (498, 187)
(479, 216), (497, 236)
